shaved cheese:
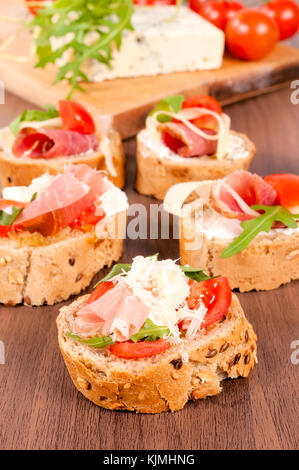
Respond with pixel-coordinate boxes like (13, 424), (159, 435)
(146, 107), (230, 160)
(98, 135), (117, 177)
(2, 173), (57, 203)
(164, 180), (213, 217)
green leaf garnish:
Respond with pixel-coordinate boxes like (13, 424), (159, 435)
(221, 205), (299, 258)
(179, 266), (214, 282)
(130, 318), (170, 343)
(10, 105), (59, 136)
(0, 206), (23, 226)
(30, 0), (134, 98)
(149, 95), (185, 123)
(66, 332), (114, 348)
(94, 263), (132, 287)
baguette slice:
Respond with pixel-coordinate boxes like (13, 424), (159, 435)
(57, 294), (257, 413)
(136, 130), (255, 200)
(0, 128), (125, 189)
(0, 211), (126, 306)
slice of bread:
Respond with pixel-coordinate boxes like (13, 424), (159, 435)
(136, 130), (255, 200)
(0, 211), (126, 306)
(0, 129), (125, 189)
(181, 225), (299, 292)
(57, 294), (257, 413)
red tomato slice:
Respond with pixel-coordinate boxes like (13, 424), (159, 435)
(180, 277), (232, 331)
(69, 204), (105, 232)
(0, 200), (25, 238)
(59, 101), (96, 135)
(109, 339), (170, 358)
(182, 95), (222, 130)
(264, 173), (299, 210)
(87, 280), (116, 305)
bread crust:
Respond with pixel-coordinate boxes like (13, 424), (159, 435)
(180, 225), (299, 292)
(136, 130), (255, 200)
(0, 211), (126, 306)
(0, 129), (125, 189)
(57, 294), (257, 413)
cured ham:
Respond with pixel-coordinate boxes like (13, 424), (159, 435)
(159, 122), (217, 158)
(211, 170), (278, 221)
(73, 282), (150, 342)
(15, 164), (105, 236)
(12, 127), (98, 159)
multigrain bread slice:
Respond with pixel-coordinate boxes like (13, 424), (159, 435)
(136, 130), (255, 200)
(57, 294), (257, 413)
(180, 225), (299, 292)
(0, 128), (125, 189)
(0, 211), (126, 306)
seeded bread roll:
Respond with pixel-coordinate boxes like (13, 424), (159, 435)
(0, 211), (126, 306)
(0, 129), (125, 189)
(136, 130), (256, 200)
(57, 294), (257, 413)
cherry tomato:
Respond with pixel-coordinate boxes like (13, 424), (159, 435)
(180, 276), (232, 331)
(190, 1), (244, 31)
(110, 339), (170, 358)
(133, 0), (176, 4)
(69, 204), (105, 232)
(226, 9), (279, 61)
(261, 0), (299, 40)
(86, 281), (116, 305)
(182, 94), (222, 130)
(26, 0), (51, 15)
(59, 100), (96, 135)
(264, 173), (299, 211)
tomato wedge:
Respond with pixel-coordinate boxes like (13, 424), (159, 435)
(180, 277), (232, 331)
(109, 339), (170, 358)
(86, 280), (116, 305)
(69, 204), (105, 232)
(0, 200), (26, 238)
(264, 173), (299, 211)
(182, 95), (222, 131)
(59, 101), (96, 135)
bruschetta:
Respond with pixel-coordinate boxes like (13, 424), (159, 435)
(164, 171), (299, 292)
(136, 94), (256, 200)
(57, 255), (257, 413)
(0, 164), (127, 306)
(0, 101), (125, 189)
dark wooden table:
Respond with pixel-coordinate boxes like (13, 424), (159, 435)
(0, 84), (298, 450)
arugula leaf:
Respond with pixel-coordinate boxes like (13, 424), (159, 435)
(10, 105), (59, 136)
(130, 318), (170, 343)
(66, 332), (114, 348)
(149, 95), (185, 123)
(0, 206), (23, 226)
(30, 0), (134, 97)
(94, 263), (132, 287)
(221, 205), (299, 258)
(179, 266), (214, 282)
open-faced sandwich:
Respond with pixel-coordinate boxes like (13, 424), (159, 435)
(136, 94), (256, 200)
(0, 164), (127, 306)
(57, 255), (257, 413)
(164, 171), (299, 292)
(0, 100), (125, 189)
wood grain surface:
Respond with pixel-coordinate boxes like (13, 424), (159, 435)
(0, 85), (298, 450)
(1, 1), (299, 138)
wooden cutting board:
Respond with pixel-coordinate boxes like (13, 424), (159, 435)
(1, 1), (299, 138)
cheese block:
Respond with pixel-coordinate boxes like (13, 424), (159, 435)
(59, 6), (225, 82)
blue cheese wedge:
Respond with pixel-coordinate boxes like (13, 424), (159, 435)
(56, 6), (225, 82)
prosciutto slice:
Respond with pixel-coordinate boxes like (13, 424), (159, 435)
(159, 122), (217, 158)
(12, 127), (98, 159)
(211, 170), (278, 221)
(73, 282), (150, 342)
(15, 164), (105, 236)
